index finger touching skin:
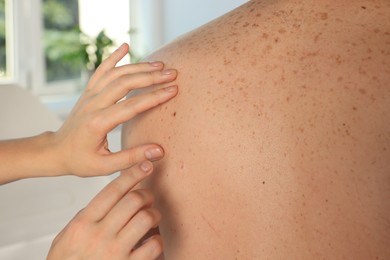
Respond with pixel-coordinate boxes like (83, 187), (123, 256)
(96, 69), (178, 108)
(86, 43), (129, 90)
(92, 62), (165, 94)
(82, 161), (154, 222)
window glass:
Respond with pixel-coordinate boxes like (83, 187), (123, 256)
(0, 0), (7, 78)
(0, 0), (130, 94)
(43, 0), (82, 83)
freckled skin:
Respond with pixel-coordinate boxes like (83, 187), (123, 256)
(123, 0), (390, 259)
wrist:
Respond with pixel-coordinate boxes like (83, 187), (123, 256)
(39, 131), (67, 177)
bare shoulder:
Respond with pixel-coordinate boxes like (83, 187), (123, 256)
(123, 1), (390, 258)
(133, 0), (390, 139)
(143, 0), (390, 94)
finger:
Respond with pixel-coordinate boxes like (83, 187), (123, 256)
(98, 144), (164, 174)
(101, 189), (154, 234)
(87, 43), (129, 89)
(92, 62), (165, 94)
(97, 85), (178, 134)
(130, 235), (163, 260)
(83, 161), (154, 222)
(118, 208), (162, 249)
(96, 69), (178, 108)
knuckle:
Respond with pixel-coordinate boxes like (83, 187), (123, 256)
(66, 216), (87, 238)
(128, 95), (156, 115)
(86, 114), (104, 132)
(129, 189), (154, 206)
(108, 67), (121, 79)
(137, 209), (160, 227)
(140, 189), (155, 203)
(142, 71), (158, 86)
(126, 104), (141, 118)
(74, 207), (87, 219)
(126, 147), (140, 165)
(105, 180), (120, 196)
(138, 210), (155, 226)
(126, 191), (146, 208)
(93, 66), (104, 77)
(150, 71), (163, 85)
(150, 90), (164, 105)
(133, 100), (149, 114)
(78, 96), (95, 113)
(71, 212), (86, 227)
(115, 76), (128, 88)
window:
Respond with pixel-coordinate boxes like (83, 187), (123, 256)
(43, 0), (82, 83)
(0, 0), (131, 96)
(0, 0), (6, 77)
(39, 0), (131, 95)
(0, 0), (12, 80)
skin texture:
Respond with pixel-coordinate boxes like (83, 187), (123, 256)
(123, 1), (390, 259)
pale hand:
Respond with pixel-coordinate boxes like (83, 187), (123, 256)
(47, 160), (163, 260)
(51, 43), (178, 177)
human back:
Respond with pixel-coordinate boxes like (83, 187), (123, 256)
(123, 0), (390, 259)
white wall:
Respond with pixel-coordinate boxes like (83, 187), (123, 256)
(132, 0), (248, 56)
(130, 0), (164, 56)
(162, 0), (248, 43)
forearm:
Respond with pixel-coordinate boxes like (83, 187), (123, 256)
(0, 132), (61, 184)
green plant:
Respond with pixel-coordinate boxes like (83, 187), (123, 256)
(42, 0), (141, 81)
(0, 0), (6, 75)
(44, 27), (115, 74)
(80, 29), (114, 71)
(44, 27), (142, 75)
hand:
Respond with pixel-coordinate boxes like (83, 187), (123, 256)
(52, 43), (178, 177)
(47, 160), (163, 260)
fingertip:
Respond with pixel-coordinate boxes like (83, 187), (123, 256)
(110, 43), (129, 61)
(116, 42), (129, 53)
(145, 146), (164, 161)
(139, 161), (153, 174)
(150, 235), (164, 257)
(141, 235), (164, 257)
(95, 43), (130, 74)
(143, 234), (163, 245)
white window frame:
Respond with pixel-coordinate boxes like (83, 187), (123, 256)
(30, 0), (80, 96)
(0, 0), (18, 86)
(129, 0), (164, 57)
(1, 0), (132, 96)
(0, 0), (76, 95)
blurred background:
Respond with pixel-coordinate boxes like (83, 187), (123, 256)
(0, 0), (247, 259)
(0, 0), (247, 107)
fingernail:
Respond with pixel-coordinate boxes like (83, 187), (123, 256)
(145, 147), (164, 161)
(149, 61), (163, 67)
(162, 69), (176, 75)
(140, 161), (153, 173)
(164, 85), (178, 93)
